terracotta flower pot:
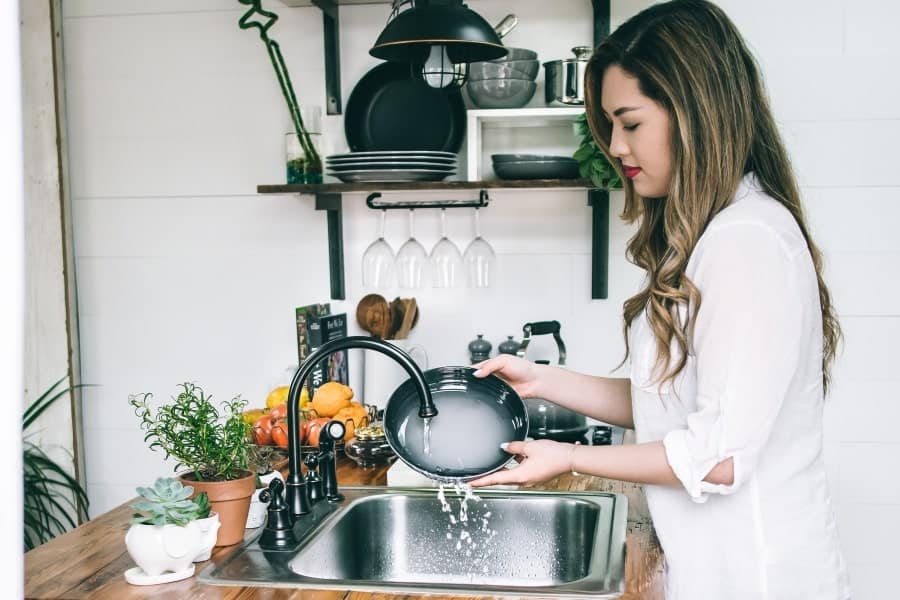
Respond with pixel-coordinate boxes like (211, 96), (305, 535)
(179, 471), (255, 547)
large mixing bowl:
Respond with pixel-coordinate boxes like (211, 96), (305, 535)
(489, 47), (538, 61)
(468, 59), (540, 81)
(384, 366), (528, 482)
(466, 78), (537, 109)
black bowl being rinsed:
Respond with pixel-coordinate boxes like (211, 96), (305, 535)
(383, 366), (528, 482)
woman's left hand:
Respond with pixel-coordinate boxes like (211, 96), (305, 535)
(468, 439), (574, 487)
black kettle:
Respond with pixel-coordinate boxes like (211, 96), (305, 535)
(518, 321), (590, 443)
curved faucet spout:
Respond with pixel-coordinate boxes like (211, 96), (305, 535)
(284, 335), (436, 518)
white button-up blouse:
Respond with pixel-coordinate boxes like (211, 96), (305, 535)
(629, 174), (851, 599)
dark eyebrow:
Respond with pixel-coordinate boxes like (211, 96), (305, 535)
(613, 106), (641, 117)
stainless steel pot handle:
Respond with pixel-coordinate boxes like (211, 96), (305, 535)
(494, 14), (518, 39)
(517, 320), (567, 366)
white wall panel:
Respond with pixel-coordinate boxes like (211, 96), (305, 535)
(825, 380), (900, 443)
(784, 120), (900, 188)
(835, 502), (900, 564)
(836, 444), (900, 505)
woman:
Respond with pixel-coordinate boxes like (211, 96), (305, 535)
(470, 1), (850, 598)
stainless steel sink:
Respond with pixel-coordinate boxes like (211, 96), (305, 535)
(199, 486), (627, 597)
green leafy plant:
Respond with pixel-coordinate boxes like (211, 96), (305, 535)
(23, 377), (90, 551)
(131, 477), (210, 526)
(129, 382), (251, 481)
(573, 112), (622, 190)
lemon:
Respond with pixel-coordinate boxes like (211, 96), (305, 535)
(299, 386), (310, 409)
(265, 385), (290, 409)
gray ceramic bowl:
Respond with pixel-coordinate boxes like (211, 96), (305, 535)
(468, 60), (540, 81)
(489, 47), (538, 61)
(493, 159), (580, 180)
(466, 78), (537, 109)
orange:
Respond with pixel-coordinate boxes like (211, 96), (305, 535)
(311, 381), (354, 417)
(265, 385), (290, 409)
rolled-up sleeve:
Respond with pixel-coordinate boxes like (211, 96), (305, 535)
(663, 221), (807, 502)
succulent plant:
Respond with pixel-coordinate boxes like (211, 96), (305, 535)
(131, 477), (209, 526)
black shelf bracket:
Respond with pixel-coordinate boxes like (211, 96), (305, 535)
(311, 0), (342, 115)
(315, 192), (345, 300)
(592, 0), (611, 45)
(365, 189), (490, 210)
(588, 189), (610, 300)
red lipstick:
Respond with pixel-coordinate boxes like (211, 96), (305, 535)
(623, 166), (641, 178)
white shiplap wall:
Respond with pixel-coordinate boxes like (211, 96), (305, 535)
(61, 1), (898, 596)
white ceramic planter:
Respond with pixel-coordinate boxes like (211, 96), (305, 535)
(246, 470), (284, 528)
(124, 522), (204, 579)
(192, 513), (220, 562)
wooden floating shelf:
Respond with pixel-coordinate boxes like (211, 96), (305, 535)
(257, 179), (593, 194)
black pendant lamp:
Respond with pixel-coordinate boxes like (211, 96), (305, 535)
(370, 0), (508, 89)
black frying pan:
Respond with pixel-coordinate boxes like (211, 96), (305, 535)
(345, 62), (466, 153)
(384, 366), (528, 482)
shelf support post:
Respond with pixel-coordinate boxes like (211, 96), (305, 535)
(592, 0), (611, 45)
(588, 189), (609, 300)
(315, 192), (345, 300)
(589, 1), (610, 300)
(311, 0), (342, 115)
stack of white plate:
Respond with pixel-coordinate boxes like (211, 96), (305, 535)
(326, 151), (457, 183)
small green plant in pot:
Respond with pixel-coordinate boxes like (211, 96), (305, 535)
(130, 383), (255, 547)
(125, 477), (216, 583)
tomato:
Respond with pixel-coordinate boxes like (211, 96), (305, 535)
(270, 403), (287, 421)
(253, 415), (274, 446)
(271, 419), (289, 448)
(300, 419), (311, 445)
(305, 417), (331, 448)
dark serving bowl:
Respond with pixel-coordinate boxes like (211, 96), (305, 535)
(383, 366), (528, 482)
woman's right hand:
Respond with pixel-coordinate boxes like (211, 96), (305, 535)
(473, 354), (542, 399)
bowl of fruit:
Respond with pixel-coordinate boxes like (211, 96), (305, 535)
(245, 382), (371, 452)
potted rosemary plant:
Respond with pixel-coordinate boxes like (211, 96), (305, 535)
(125, 477), (213, 584)
(129, 382), (255, 547)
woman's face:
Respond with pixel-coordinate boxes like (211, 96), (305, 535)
(600, 65), (674, 198)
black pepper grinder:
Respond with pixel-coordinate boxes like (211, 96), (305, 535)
(468, 334), (492, 364)
(498, 335), (521, 356)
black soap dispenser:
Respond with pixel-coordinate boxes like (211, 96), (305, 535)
(468, 334), (492, 364)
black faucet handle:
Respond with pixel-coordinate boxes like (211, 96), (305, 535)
(303, 452), (321, 469)
(259, 478), (285, 507)
(258, 478), (298, 550)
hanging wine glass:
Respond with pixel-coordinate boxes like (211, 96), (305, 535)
(361, 210), (395, 289)
(463, 208), (496, 288)
(395, 209), (429, 288)
(429, 208), (463, 288)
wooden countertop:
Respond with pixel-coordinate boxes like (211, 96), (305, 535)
(25, 458), (664, 599)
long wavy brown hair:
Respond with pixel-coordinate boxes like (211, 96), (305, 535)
(584, 0), (841, 391)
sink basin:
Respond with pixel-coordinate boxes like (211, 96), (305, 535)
(199, 486), (627, 597)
